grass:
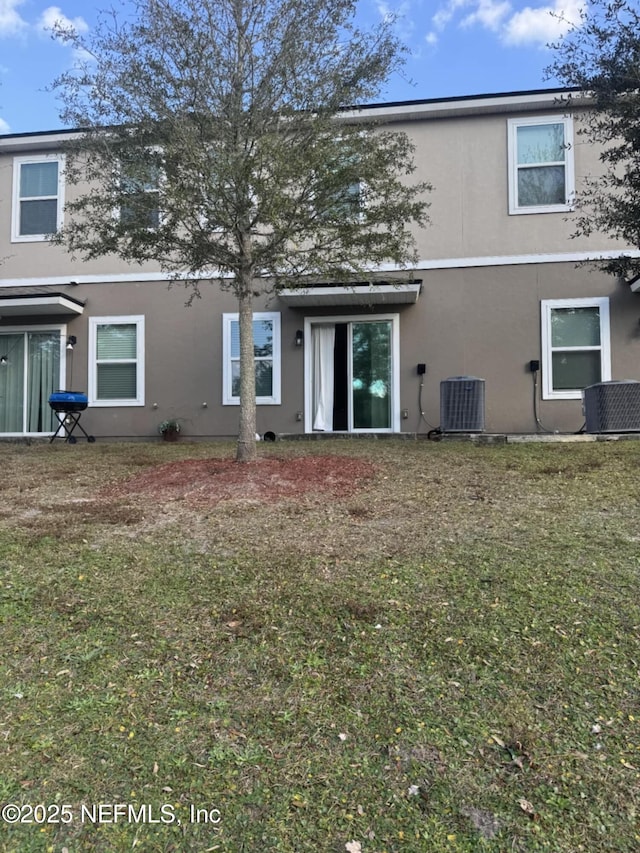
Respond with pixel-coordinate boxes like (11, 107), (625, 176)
(0, 438), (639, 852)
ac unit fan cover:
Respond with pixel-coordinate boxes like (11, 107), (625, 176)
(583, 380), (640, 433)
(440, 376), (485, 432)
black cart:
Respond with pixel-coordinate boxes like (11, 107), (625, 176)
(48, 391), (95, 444)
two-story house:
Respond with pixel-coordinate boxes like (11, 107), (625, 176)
(0, 87), (638, 440)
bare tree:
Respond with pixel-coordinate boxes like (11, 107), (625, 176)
(548, 0), (640, 284)
(51, 0), (430, 460)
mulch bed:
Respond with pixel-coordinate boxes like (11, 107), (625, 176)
(102, 455), (377, 508)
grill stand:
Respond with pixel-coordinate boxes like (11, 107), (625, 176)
(50, 411), (95, 444)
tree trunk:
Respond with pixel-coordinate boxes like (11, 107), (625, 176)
(236, 285), (257, 462)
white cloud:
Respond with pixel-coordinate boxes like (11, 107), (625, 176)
(0, 0), (27, 37)
(376, 0), (416, 41)
(0, 116), (10, 133)
(429, 0), (585, 49)
(502, 0), (584, 46)
(36, 5), (88, 38)
(432, 0), (471, 32)
(462, 0), (512, 32)
(376, 0), (394, 21)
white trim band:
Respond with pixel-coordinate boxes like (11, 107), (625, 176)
(1, 250), (639, 289)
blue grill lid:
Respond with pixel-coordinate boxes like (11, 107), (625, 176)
(49, 391), (88, 405)
(49, 391), (88, 412)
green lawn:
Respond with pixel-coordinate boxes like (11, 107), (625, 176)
(0, 438), (638, 852)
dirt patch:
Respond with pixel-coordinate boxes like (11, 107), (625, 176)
(101, 454), (377, 508)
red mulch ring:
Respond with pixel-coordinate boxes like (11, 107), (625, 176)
(103, 455), (377, 508)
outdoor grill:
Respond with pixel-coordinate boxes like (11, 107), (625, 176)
(48, 391), (95, 443)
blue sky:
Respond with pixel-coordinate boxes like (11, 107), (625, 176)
(0, 0), (583, 134)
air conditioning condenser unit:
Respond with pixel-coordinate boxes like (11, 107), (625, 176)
(583, 380), (640, 433)
(440, 376), (485, 432)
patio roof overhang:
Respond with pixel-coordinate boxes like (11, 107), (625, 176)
(278, 280), (422, 307)
(0, 293), (85, 318)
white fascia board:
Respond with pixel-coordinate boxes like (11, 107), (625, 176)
(2, 249), (639, 290)
(415, 250), (640, 271)
(279, 282), (421, 306)
(0, 90), (588, 149)
(0, 294), (84, 316)
(340, 90), (589, 124)
(0, 129), (82, 154)
(353, 249), (640, 274)
(0, 270), (229, 288)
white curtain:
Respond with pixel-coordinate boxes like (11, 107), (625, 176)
(312, 325), (335, 431)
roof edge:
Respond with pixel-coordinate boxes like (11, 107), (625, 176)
(352, 86), (583, 113)
(0, 87), (587, 146)
(340, 87), (588, 123)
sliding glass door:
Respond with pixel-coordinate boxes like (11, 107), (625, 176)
(308, 315), (398, 433)
(351, 321), (392, 430)
(0, 329), (63, 435)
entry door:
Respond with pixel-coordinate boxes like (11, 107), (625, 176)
(308, 316), (397, 432)
(0, 330), (63, 435)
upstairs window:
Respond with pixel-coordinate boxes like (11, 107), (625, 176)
(313, 145), (365, 224)
(323, 180), (363, 223)
(12, 156), (65, 241)
(541, 298), (611, 400)
(508, 116), (574, 214)
(119, 158), (161, 229)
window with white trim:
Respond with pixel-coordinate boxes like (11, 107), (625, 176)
(541, 298), (611, 400)
(222, 312), (281, 405)
(12, 155), (65, 241)
(324, 179), (363, 222)
(118, 157), (161, 229)
(88, 316), (145, 406)
(508, 116), (574, 214)
(312, 143), (365, 223)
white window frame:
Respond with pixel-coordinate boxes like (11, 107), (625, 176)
(88, 315), (145, 407)
(116, 154), (163, 230)
(328, 178), (365, 222)
(11, 154), (65, 242)
(315, 177), (366, 224)
(0, 324), (67, 436)
(541, 297), (611, 400)
(222, 312), (281, 405)
(508, 115), (575, 215)
(312, 138), (366, 224)
(303, 313), (401, 433)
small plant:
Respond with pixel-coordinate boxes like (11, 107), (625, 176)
(157, 418), (182, 440)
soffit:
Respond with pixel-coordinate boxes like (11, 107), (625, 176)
(278, 281), (421, 307)
(0, 293), (85, 318)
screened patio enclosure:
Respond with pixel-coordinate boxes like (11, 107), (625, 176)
(0, 328), (66, 435)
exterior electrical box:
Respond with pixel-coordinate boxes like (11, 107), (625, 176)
(440, 376), (486, 432)
(583, 380), (640, 433)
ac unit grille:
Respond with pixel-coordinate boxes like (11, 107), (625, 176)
(583, 380), (640, 433)
(440, 376), (485, 432)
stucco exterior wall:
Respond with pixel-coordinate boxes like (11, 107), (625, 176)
(0, 90), (638, 439)
(395, 263), (639, 435)
(30, 280), (308, 439)
(0, 99), (628, 283)
(14, 259), (632, 439)
(366, 106), (624, 263)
